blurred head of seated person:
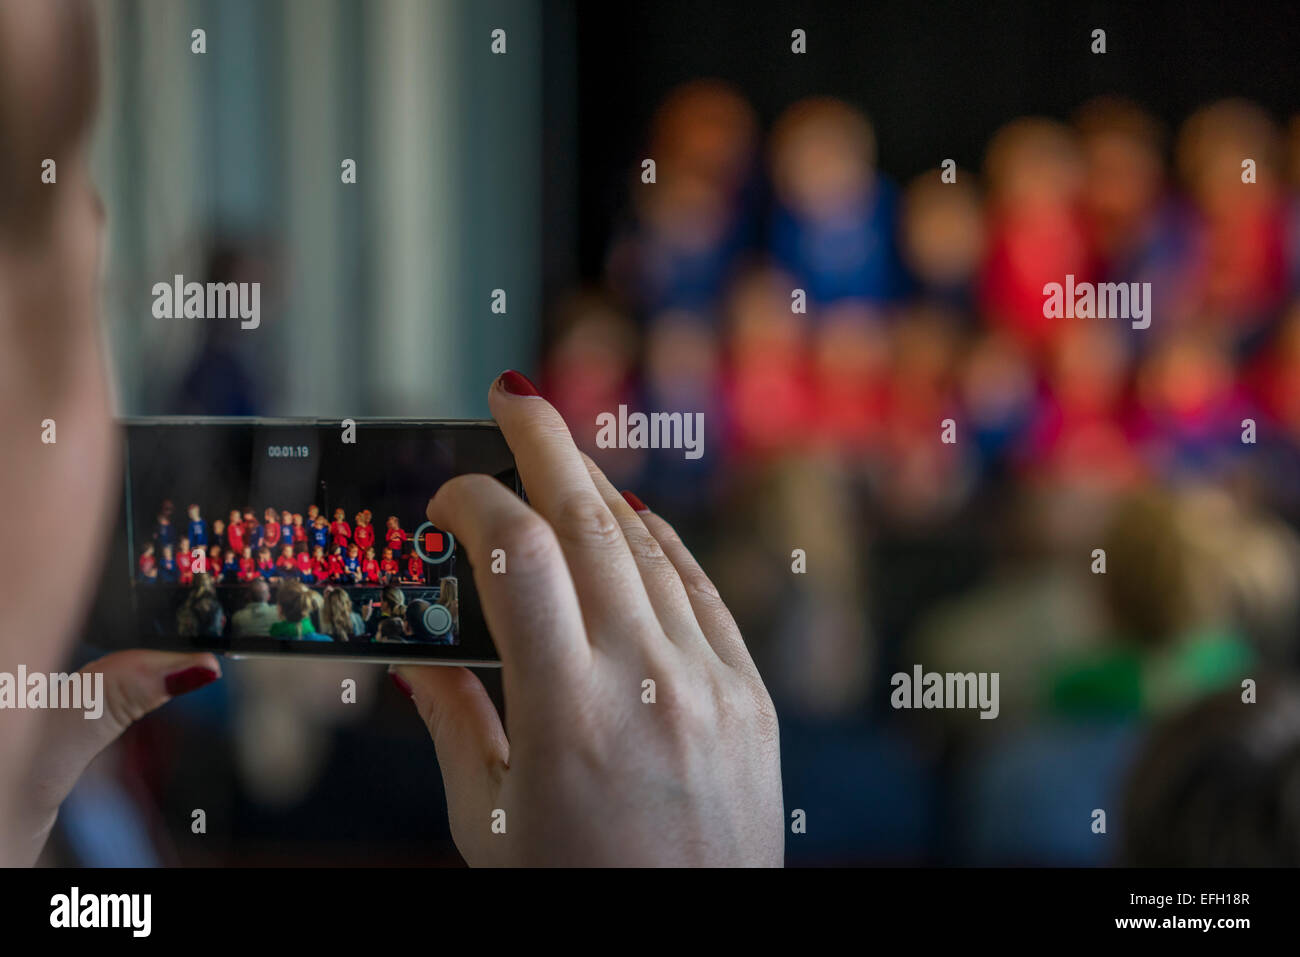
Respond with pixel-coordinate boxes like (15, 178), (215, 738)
(1046, 488), (1255, 719)
(376, 617), (407, 644)
(403, 599), (454, 643)
(268, 580), (328, 641)
(1120, 677), (1300, 866)
(230, 579), (277, 638)
(177, 573), (226, 638)
(0, 0), (110, 842)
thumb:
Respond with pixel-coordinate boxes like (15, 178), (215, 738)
(391, 664), (509, 860)
(20, 650), (221, 859)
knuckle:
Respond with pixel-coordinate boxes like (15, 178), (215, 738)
(623, 524), (672, 570)
(681, 570), (724, 607)
(491, 511), (560, 568)
(552, 491), (624, 550)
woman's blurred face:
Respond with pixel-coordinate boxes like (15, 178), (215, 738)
(0, 0), (115, 840)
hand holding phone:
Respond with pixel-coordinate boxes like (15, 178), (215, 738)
(391, 372), (784, 866)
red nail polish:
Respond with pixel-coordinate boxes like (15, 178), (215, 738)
(165, 666), (219, 697)
(390, 671), (414, 698)
(498, 369), (540, 397)
(621, 490), (649, 513)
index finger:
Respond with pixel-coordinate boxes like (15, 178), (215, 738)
(426, 472), (589, 685)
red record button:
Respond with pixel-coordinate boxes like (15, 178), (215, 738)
(413, 521), (455, 564)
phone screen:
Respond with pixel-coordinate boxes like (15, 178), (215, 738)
(88, 419), (515, 664)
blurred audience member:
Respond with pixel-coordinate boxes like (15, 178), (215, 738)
(230, 579), (277, 638)
(1048, 489), (1254, 718)
(1121, 678), (1300, 866)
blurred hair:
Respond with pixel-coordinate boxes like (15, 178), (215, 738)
(647, 78), (758, 185)
(1099, 490), (1211, 644)
(1121, 677), (1300, 866)
(770, 97), (875, 171)
(405, 599), (432, 638)
(380, 585), (406, 619)
(178, 574), (220, 637)
(321, 587), (356, 642)
(377, 617), (407, 643)
(983, 117), (1083, 203)
(1073, 95), (1166, 154)
(276, 580), (310, 624)
(1177, 98), (1282, 193)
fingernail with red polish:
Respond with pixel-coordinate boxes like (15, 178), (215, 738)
(622, 490), (649, 513)
(498, 369), (540, 397)
(165, 666), (219, 697)
(390, 671), (414, 698)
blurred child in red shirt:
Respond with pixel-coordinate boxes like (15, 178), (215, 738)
(311, 546), (330, 582)
(330, 508), (351, 548)
(238, 545), (257, 582)
(405, 549), (425, 584)
(978, 118), (1096, 357)
(380, 547), (400, 581)
(263, 508), (281, 550)
(354, 512), (375, 552)
(327, 546), (346, 582)
(227, 509), (246, 553)
(384, 516), (406, 555)
(361, 546), (380, 583)
(178, 537), (193, 586)
(723, 266), (816, 460)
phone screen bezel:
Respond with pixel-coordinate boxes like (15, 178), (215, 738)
(92, 417), (513, 666)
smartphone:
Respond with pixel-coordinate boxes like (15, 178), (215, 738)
(87, 418), (517, 665)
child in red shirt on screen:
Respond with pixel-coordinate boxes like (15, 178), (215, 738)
(330, 508), (351, 548)
(178, 537), (193, 586)
(384, 515), (406, 555)
(380, 547), (400, 581)
(405, 549), (425, 584)
(262, 508), (281, 550)
(311, 546), (330, 582)
(295, 547), (314, 582)
(361, 546), (380, 584)
(327, 546), (347, 582)
(227, 509), (245, 553)
(291, 513), (307, 545)
(354, 512), (375, 552)
(238, 545), (257, 582)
